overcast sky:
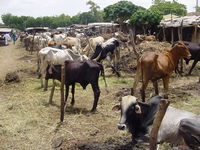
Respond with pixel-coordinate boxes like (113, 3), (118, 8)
(0, 0), (197, 23)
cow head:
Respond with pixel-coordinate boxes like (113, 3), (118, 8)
(116, 95), (150, 136)
(174, 42), (191, 59)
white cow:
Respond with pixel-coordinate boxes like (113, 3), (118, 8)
(82, 36), (104, 56)
(38, 47), (88, 90)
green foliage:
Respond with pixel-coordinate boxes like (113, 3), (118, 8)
(1, 13), (71, 30)
(197, 6), (200, 12)
(150, 1), (187, 16)
(87, 0), (100, 15)
(129, 9), (163, 26)
(152, 0), (165, 5)
(104, 0), (144, 23)
(1, 1), (104, 29)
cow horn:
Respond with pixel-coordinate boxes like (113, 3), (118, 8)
(135, 104), (141, 114)
(92, 51), (102, 62)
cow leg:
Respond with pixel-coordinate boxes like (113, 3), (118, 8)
(44, 79), (48, 91)
(40, 76), (44, 88)
(107, 55), (121, 77)
(140, 79), (149, 102)
(188, 60), (198, 75)
(162, 76), (169, 99)
(91, 83), (100, 112)
(153, 81), (159, 95)
(71, 83), (75, 106)
(64, 85), (69, 105)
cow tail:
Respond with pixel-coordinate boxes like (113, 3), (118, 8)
(99, 63), (108, 89)
(141, 61), (144, 92)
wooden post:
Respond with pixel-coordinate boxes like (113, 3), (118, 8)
(179, 20), (184, 73)
(162, 26), (166, 41)
(60, 65), (65, 122)
(195, 22), (198, 43)
(178, 27), (181, 41)
(129, 28), (139, 59)
(171, 27), (174, 44)
(49, 79), (55, 104)
(149, 99), (170, 150)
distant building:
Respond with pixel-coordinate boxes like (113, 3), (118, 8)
(158, 15), (200, 43)
(25, 27), (49, 34)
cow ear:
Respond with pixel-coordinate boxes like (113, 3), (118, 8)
(138, 102), (150, 113)
(112, 105), (121, 111)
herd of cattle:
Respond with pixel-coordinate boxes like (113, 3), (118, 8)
(19, 31), (200, 149)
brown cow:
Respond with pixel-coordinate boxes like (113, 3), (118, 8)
(132, 41), (191, 101)
(136, 34), (156, 44)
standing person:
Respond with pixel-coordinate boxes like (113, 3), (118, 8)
(12, 32), (17, 45)
(11, 30), (17, 45)
(3, 33), (11, 46)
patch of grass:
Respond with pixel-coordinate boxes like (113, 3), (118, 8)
(171, 97), (200, 114)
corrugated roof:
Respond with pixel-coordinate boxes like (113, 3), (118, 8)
(0, 28), (12, 32)
(159, 15), (200, 28)
(88, 22), (119, 27)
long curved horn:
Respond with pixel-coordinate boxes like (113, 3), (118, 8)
(92, 51), (102, 62)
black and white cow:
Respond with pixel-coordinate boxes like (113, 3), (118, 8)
(90, 38), (120, 77)
(115, 95), (200, 148)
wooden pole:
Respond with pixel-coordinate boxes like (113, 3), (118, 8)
(60, 65), (65, 122)
(149, 99), (170, 150)
(49, 79), (55, 104)
(195, 22), (198, 43)
(180, 20), (184, 73)
(129, 28), (139, 59)
(171, 27), (174, 44)
(162, 26), (166, 41)
(178, 27), (181, 41)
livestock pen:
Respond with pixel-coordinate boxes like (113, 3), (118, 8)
(0, 40), (200, 150)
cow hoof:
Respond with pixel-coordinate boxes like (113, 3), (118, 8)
(90, 109), (96, 113)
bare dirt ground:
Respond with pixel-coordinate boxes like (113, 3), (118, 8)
(0, 41), (200, 150)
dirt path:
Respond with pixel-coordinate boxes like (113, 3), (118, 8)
(0, 41), (36, 81)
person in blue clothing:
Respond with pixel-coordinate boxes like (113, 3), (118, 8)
(11, 30), (17, 45)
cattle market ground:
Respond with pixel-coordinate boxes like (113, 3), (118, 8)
(0, 41), (200, 150)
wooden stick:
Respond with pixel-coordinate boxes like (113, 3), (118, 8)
(149, 99), (170, 150)
(60, 65), (65, 122)
(162, 26), (166, 41)
(195, 22), (198, 43)
(129, 28), (139, 59)
(49, 79), (55, 104)
(171, 27), (174, 44)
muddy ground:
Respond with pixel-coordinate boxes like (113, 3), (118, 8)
(0, 41), (199, 150)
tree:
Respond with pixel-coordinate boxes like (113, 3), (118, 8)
(86, 0), (103, 22)
(104, 1), (144, 24)
(150, 1), (187, 16)
(129, 9), (163, 33)
(152, 0), (165, 5)
(87, 0), (100, 16)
